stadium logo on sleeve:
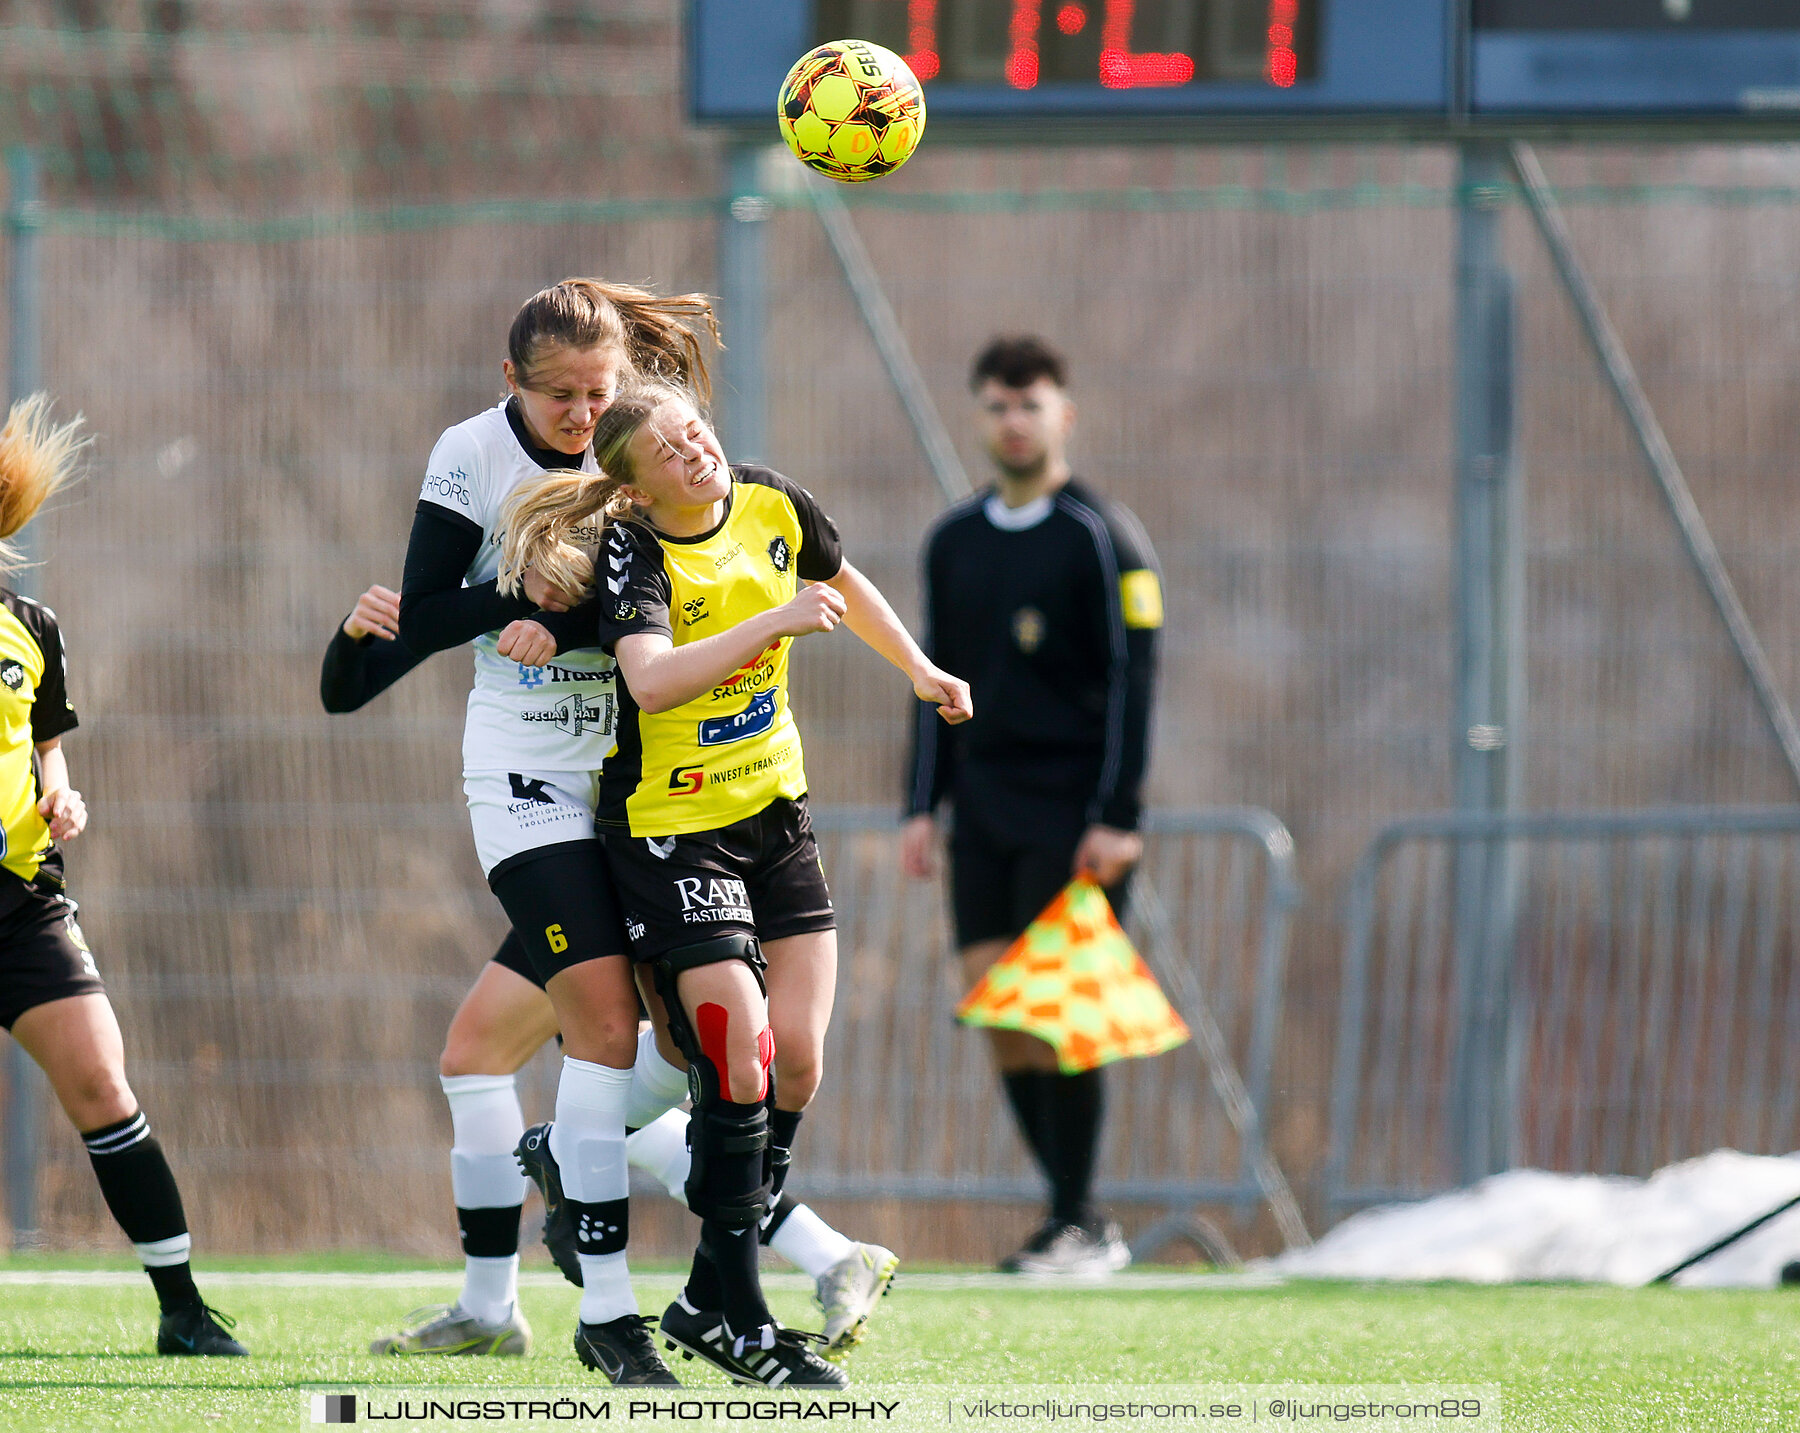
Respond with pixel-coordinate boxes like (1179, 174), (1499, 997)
(767, 536), (791, 573)
(0, 660), (24, 691)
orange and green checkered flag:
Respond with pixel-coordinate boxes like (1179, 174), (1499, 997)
(954, 877), (1190, 1073)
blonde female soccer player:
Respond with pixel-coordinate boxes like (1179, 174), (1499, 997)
(500, 379), (970, 1388)
(0, 396), (244, 1356)
(323, 585), (902, 1361)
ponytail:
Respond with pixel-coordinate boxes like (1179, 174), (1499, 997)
(497, 469), (635, 601)
(509, 277), (720, 400)
(498, 377), (700, 600)
(0, 395), (87, 573)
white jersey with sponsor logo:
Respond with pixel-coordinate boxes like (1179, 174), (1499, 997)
(419, 399), (618, 773)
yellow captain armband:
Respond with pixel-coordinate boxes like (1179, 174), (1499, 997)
(1119, 569), (1163, 630)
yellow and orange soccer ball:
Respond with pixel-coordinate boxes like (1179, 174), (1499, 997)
(778, 39), (926, 183)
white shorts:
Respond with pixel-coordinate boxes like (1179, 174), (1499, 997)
(464, 768), (601, 877)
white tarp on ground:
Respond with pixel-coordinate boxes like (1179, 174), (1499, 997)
(1260, 1150), (1800, 1287)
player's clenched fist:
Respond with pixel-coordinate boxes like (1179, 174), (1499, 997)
(38, 786), (86, 842)
(343, 584), (401, 642)
(912, 664), (972, 725)
(496, 618), (558, 667)
(773, 581), (848, 637)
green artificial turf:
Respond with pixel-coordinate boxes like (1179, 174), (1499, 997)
(0, 1257), (1794, 1431)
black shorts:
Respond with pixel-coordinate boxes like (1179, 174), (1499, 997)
(602, 795), (836, 963)
(487, 840), (630, 986)
(489, 928), (545, 991)
(949, 792), (1134, 949)
(0, 883), (103, 1031)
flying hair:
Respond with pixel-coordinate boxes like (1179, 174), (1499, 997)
(498, 378), (700, 600)
(509, 277), (721, 401)
(0, 394), (88, 573)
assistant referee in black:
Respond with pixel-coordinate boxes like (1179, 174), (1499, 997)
(901, 336), (1162, 1275)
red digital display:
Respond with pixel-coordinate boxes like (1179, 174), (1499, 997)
(820, 0), (1319, 90)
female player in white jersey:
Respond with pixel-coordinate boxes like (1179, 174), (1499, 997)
(501, 378), (971, 1387)
(0, 396), (244, 1357)
(396, 278), (718, 1385)
(323, 585), (900, 1361)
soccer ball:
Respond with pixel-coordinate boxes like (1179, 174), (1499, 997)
(777, 39), (926, 183)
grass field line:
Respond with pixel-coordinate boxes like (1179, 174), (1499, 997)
(0, 1268), (1282, 1291)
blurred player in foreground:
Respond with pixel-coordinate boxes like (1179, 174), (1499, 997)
(0, 396), (245, 1355)
(501, 379), (971, 1387)
(320, 585), (901, 1360)
(902, 337), (1163, 1275)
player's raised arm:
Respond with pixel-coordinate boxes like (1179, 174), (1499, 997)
(825, 559), (971, 726)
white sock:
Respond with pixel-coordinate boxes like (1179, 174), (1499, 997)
(550, 1056), (637, 1324)
(460, 1255), (519, 1327)
(441, 1073), (527, 1320)
(769, 1203), (856, 1279)
(625, 1026), (690, 1130)
(625, 1108), (693, 1201)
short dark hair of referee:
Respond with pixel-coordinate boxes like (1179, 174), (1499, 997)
(901, 335), (1163, 1275)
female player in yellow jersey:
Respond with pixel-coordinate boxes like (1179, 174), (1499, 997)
(0, 396), (244, 1356)
(501, 379), (970, 1388)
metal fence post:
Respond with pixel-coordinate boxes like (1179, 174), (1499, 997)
(4, 145), (45, 1250)
(1450, 141), (1525, 1186)
(716, 142), (770, 463)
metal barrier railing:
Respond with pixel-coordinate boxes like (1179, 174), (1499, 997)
(1326, 807), (1800, 1212)
(805, 806), (1307, 1251)
(2, 805), (1304, 1256)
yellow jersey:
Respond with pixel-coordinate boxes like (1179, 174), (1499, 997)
(0, 589), (79, 910)
(595, 467), (843, 837)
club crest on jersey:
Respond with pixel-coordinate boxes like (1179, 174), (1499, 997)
(698, 686), (779, 747)
(521, 692), (613, 737)
(613, 599), (637, 622)
(0, 660), (23, 691)
(1012, 606), (1045, 654)
(767, 536), (791, 573)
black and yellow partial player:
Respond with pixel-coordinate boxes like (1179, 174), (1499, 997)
(501, 379), (969, 1389)
(0, 395), (245, 1356)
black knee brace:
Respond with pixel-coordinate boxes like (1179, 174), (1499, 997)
(650, 933), (774, 1228)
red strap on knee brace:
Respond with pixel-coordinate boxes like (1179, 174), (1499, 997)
(696, 1003), (776, 1104)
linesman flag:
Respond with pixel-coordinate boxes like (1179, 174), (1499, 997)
(955, 877), (1190, 1073)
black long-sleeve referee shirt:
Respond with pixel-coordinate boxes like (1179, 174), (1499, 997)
(905, 478), (1162, 833)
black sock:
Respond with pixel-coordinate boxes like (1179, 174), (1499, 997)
(82, 1111), (198, 1312)
(685, 1247), (725, 1310)
(1043, 1068), (1105, 1227)
(761, 1192), (799, 1241)
(768, 1108), (802, 1206)
(457, 1205), (524, 1259)
(569, 1197), (630, 1257)
(1001, 1071), (1055, 1181)
(687, 1096), (772, 1333)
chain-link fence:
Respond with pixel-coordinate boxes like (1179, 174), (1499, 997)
(4, 0), (1800, 1260)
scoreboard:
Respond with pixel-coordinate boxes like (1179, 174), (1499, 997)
(690, 0), (1800, 129)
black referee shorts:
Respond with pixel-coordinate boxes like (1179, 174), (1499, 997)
(0, 883), (104, 1031)
(948, 789), (1133, 950)
(602, 795), (835, 963)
